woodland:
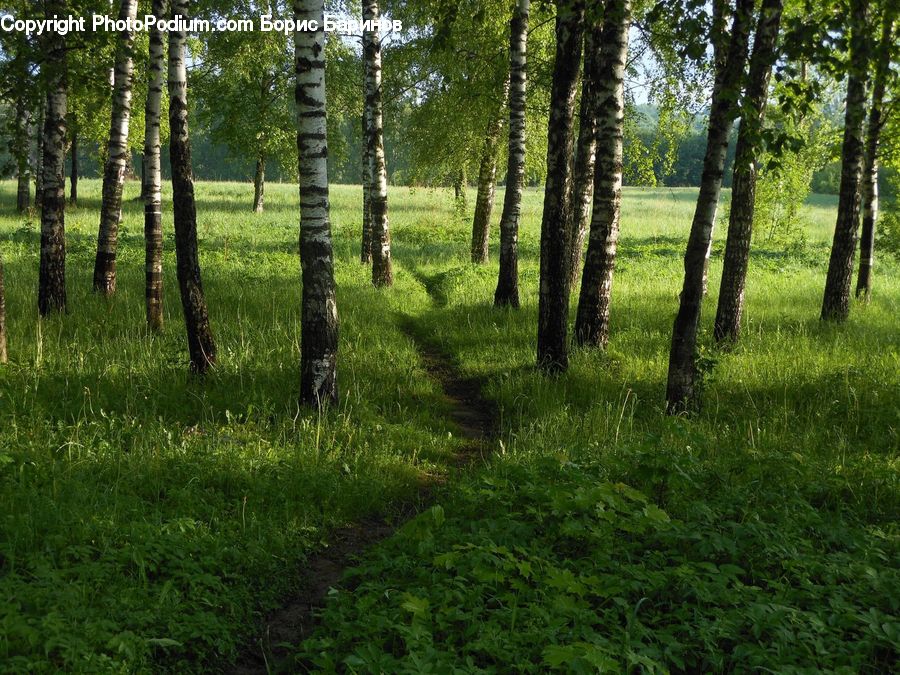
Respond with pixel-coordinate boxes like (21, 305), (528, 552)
(0, 0), (898, 672)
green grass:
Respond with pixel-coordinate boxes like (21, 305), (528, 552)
(1, 179), (898, 672)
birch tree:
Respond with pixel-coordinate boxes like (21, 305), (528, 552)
(665, 0), (753, 413)
(573, 0), (631, 348)
(13, 96), (31, 212)
(821, 0), (869, 321)
(144, 0), (166, 331)
(566, 25), (601, 291)
(38, 1), (68, 316)
(361, 110), (373, 263)
(168, 0), (216, 373)
(494, 0), (530, 308)
(296, 0), (339, 405)
(855, 5), (896, 300)
(537, 0), (585, 373)
(470, 82), (509, 264)
(713, 0), (783, 344)
(92, 0), (138, 295)
(363, 0), (393, 287)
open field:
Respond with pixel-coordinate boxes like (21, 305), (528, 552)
(1, 180), (898, 671)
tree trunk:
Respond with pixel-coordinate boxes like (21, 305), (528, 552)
(855, 7), (894, 301)
(14, 95), (31, 212)
(361, 110), (372, 263)
(34, 102), (45, 210)
(573, 0), (631, 348)
(363, 0), (392, 287)
(665, 0), (753, 414)
(494, 0), (530, 308)
(0, 254), (7, 364)
(69, 115), (78, 206)
(471, 84), (509, 264)
(144, 0), (166, 332)
(38, 7), (68, 317)
(92, 0), (138, 295)
(252, 156), (265, 212)
(713, 0), (783, 344)
(537, 0), (585, 373)
(566, 25), (602, 292)
(821, 0), (870, 321)
(168, 0), (216, 373)
(295, 0), (339, 406)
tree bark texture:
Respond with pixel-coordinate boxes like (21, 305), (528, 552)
(821, 0), (870, 321)
(34, 102), (44, 210)
(537, 0), (585, 373)
(38, 5), (68, 317)
(361, 110), (373, 263)
(573, 0), (631, 348)
(471, 80), (509, 264)
(363, 0), (392, 287)
(253, 156), (266, 212)
(14, 96), (31, 212)
(494, 0), (530, 308)
(93, 0), (138, 295)
(168, 0), (216, 373)
(144, 0), (166, 331)
(295, 0), (339, 406)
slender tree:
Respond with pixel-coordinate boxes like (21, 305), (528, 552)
(361, 111), (373, 263)
(471, 82), (509, 264)
(92, 0), (138, 295)
(363, 0), (393, 287)
(821, 0), (870, 321)
(252, 157), (266, 212)
(38, 2), (68, 316)
(0, 253), (7, 364)
(856, 6), (896, 300)
(713, 0), (783, 344)
(13, 95), (31, 212)
(168, 0), (216, 373)
(295, 0), (339, 405)
(494, 0), (530, 308)
(573, 0), (631, 347)
(666, 0), (753, 413)
(566, 25), (601, 291)
(537, 0), (585, 373)
(144, 0), (166, 331)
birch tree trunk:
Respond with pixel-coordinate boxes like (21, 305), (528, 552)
(38, 5), (68, 317)
(144, 0), (166, 331)
(537, 0), (585, 373)
(471, 82), (509, 264)
(665, 0), (753, 414)
(92, 0), (138, 295)
(713, 0), (783, 344)
(573, 0), (631, 348)
(363, 0), (393, 287)
(69, 115), (78, 206)
(566, 25), (601, 292)
(14, 95), (31, 212)
(855, 7), (895, 301)
(494, 0), (530, 308)
(0, 254), (7, 364)
(253, 156), (266, 212)
(821, 0), (870, 321)
(361, 110), (373, 263)
(295, 0), (339, 406)
(168, 0), (216, 373)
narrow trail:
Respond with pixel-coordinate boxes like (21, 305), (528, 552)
(229, 273), (495, 674)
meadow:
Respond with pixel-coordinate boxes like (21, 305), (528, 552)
(0, 179), (897, 672)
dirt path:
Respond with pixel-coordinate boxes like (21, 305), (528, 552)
(229, 290), (493, 674)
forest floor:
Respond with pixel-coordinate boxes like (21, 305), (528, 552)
(0, 180), (898, 672)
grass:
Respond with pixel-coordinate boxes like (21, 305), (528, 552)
(1, 179), (898, 672)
